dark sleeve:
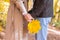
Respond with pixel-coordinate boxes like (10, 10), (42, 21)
(28, 0), (45, 18)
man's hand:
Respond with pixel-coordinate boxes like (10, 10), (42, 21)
(23, 13), (34, 22)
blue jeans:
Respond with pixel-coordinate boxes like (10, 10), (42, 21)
(36, 17), (52, 40)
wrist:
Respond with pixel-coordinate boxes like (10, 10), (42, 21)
(22, 12), (28, 16)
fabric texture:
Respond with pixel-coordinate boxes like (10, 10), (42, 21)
(36, 17), (51, 40)
(28, 0), (53, 18)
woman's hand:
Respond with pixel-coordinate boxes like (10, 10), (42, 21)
(23, 13), (34, 22)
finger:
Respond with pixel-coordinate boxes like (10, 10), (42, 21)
(27, 20), (32, 22)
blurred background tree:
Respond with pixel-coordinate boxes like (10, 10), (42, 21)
(50, 0), (60, 29)
(0, 0), (9, 32)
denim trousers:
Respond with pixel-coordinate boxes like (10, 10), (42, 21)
(36, 17), (52, 40)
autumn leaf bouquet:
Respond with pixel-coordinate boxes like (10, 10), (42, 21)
(28, 19), (41, 34)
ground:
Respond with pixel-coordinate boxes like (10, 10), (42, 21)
(0, 26), (60, 40)
(48, 31), (60, 40)
(47, 25), (60, 40)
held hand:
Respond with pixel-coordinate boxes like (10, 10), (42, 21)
(24, 13), (34, 22)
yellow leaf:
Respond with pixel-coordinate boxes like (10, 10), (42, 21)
(4, 0), (10, 2)
(0, 1), (9, 13)
(0, 26), (3, 32)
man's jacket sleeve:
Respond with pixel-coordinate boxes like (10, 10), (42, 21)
(28, 0), (45, 18)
